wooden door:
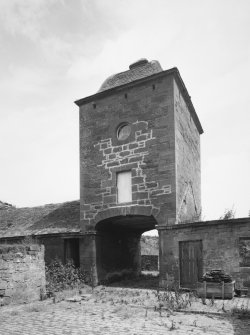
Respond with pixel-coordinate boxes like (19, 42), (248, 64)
(179, 240), (202, 288)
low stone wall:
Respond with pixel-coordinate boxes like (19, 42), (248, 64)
(141, 255), (159, 271)
(0, 244), (45, 305)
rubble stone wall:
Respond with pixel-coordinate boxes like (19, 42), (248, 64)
(0, 244), (45, 305)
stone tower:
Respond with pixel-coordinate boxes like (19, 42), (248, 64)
(75, 59), (203, 284)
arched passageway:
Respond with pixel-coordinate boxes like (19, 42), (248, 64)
(94, 215), (157, 282)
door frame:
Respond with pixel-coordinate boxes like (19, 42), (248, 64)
(179, 240), (203, 289)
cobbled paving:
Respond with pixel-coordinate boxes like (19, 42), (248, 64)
(0, 299), (250, 335)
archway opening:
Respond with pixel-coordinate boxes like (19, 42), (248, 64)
(141, 229), (159, 275)
(95, 214), (157, 284)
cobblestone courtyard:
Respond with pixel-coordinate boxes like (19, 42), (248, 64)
(1, 287), (250, 335)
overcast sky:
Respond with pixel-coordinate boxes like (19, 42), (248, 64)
(0, 0), (249, 221)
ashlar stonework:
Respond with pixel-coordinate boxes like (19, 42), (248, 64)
(75, 58), (203, 284)
(1, 58), (250, 291)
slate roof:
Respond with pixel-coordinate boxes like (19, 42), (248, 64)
(0, 200), (80, 238)
(98, 59), (163, 92)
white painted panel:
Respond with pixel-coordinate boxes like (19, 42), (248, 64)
(117, 171), (132, 203)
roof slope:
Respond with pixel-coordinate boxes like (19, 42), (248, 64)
(98, 59), (163, 92)
(0, 200), (80, 238)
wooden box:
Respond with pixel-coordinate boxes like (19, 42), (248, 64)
(197, 281), (235, 299)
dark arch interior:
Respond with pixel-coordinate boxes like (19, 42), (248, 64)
(95, 215), (156, 233)
(95, 215), (157, 281)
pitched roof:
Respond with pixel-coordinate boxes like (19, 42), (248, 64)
(98, 59), (163, 92)
(0, 200), (80, 238)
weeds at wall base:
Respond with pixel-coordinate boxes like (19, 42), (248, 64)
(45, 259), (88, 297)
(153, 285), (195, 312)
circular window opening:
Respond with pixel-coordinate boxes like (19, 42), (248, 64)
(117, 123), (131, 141)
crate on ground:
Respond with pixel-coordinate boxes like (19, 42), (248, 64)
(197, 280), (235, 299)
(197, 269), (235, 299)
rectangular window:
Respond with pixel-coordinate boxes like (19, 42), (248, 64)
(117, 171), (132, 203)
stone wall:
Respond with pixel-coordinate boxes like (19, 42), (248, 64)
(79, 74), (176, 231)
(159, 218), (250, 289)
(174, 79), (201, 223)
(141, 255), (159, 271)
(77, 65), (202, 282)
(0, 236), (66, 267)
(0, 244), (45, 305)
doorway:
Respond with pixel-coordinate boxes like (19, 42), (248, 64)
(179, 240), (203, 288)
(64, 238), (80, 267)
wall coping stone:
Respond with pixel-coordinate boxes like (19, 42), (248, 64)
(157, 217), (250, 230)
